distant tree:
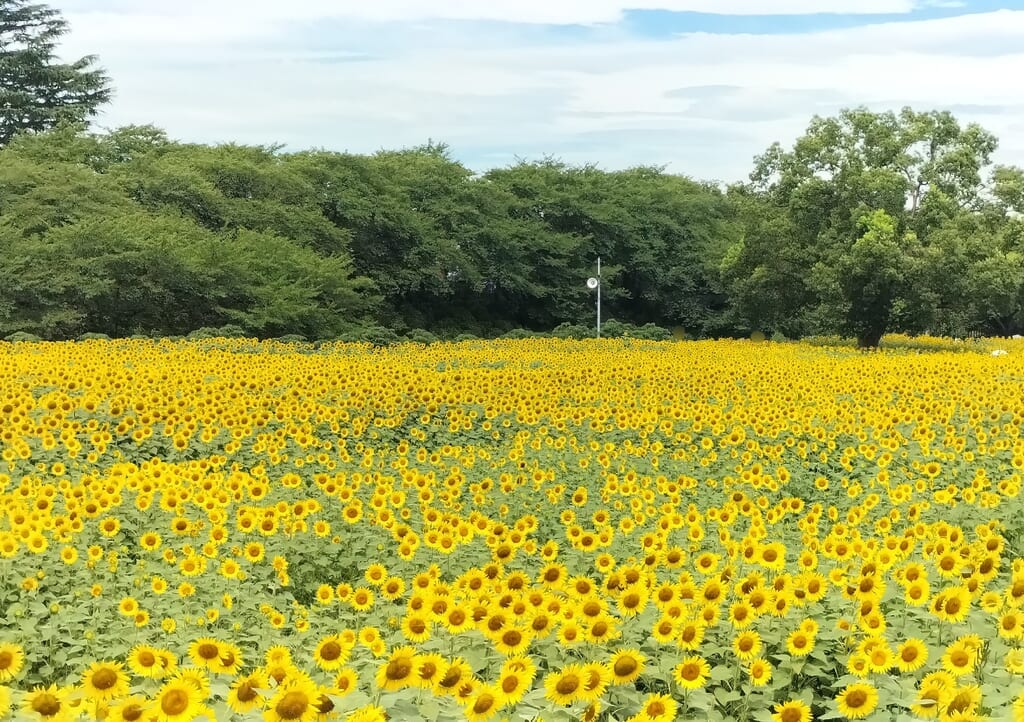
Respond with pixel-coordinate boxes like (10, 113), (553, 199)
(0, 0), (112, 146)
(725, 106), (1002, 346)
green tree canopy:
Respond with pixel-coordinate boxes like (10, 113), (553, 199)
(0, 0), (112, 146)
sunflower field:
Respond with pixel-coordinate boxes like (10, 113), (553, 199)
(1, 337), (1023, 722)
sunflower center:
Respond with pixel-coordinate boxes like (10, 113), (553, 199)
(386, 659), (412, 680)
(92, 668), (119, 689)
(314, 694), (334, 714)
(320, 642), (342, 661)
(198, 643), (219, 660)
(614, 657), (638, 676)
(275, 691), (310, 720)
(236, 681), (258, 702)
(780, 708), (802, 722)
(439, 668), (462, 688)
(473, 692), (496, 714)
(556, 674), (580, 695)
(122, 703), (144, 721)
(503, 630), (522, 647)
(31, 692), (61, 717)
(681, 664), (700, 681)
(161, 689), (191, 716)
(846, 690), (868, 708)
(138, 651), (156, 667)
(502, 676), (520, 693)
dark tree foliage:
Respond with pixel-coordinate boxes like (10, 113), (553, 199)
(0, 0), (112, 146)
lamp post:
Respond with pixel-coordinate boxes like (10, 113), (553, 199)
(586, 257), (601, 338)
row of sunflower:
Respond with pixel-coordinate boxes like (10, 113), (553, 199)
(1, 338), (1023, 721)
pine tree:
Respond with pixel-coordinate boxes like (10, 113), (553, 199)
(0, 0), (111, 146)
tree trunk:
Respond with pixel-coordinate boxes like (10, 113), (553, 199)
(857, 327), (885, 348)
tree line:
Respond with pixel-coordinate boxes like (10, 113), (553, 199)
(3, 1), (1024, 345)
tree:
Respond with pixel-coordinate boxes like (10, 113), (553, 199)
(726, 106), (1002, 345)
(0, 0), (112, 146)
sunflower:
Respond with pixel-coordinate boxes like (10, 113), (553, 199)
(106, 695), (148, 722)
(638, 693), (678, 722)
(942, 640), (979, 677)
(674, 655), (710, 690)
(413, 653), (446, 691)
(495, 657), (535, 708)
(344, 705), (388, 722)
(22, 685), (70, 722)
(211, 641), (242, 675)
(1011, 691), (1024, 722)
(463, 683), (501, 722)
(748, 658), (772, 687)
(81, 660), (129, 703)
(933, 587), (971, 624)
(441, 605), (473, 634)
(374, 646), (417, 692)
(226, 669), (268, 714)
(608, 649), (645, 685)
(786, 629), (814, 656)
(677, 621), (705, 650)
(998, 610), (1024, 640)
(265, 674), (319, 722)
(313, 635), (351, 671)
(334, 668), (358, 697)
(910, 680), (951, 720)
(895, 639), (928, 673)
(544, 664), (585, 706)
(151, 678), (203, 722)
(437, 658), (472, 697)
(835, 682), (879, 719)
(733, 630), (762, 661)
(399, 613), (431, 644)
(579, 661), (612, 701)
(188, 638), (222, 670)
(0, 643), (24, 682)
(128, 645), (164, 678)
(772, 699), (812, 722)
(945, 684), (982, 717)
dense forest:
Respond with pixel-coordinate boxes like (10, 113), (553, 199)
(3, 3), (1024, 345)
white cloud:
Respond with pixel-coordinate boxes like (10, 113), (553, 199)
(58, 0), (920, 31)
(49, 3), (1024, 181)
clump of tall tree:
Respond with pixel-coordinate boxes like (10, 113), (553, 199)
(722, 108), (1024, 345)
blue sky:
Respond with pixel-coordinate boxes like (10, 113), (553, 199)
(53, 0), (1024, 182)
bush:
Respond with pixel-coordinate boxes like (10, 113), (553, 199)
(77, 332), (112, 341)
(501, 329), (544, 340)
(551, 323), (594, 339)
(187, 325), (248, 340)
(405, 329), (439, 345)
(336, 326), (402, 347)
(4, 331), (42, 343)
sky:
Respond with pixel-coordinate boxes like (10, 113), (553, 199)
(51, 0), (1024, 183)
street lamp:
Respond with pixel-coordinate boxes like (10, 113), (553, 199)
(586, 257), (601, 338)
